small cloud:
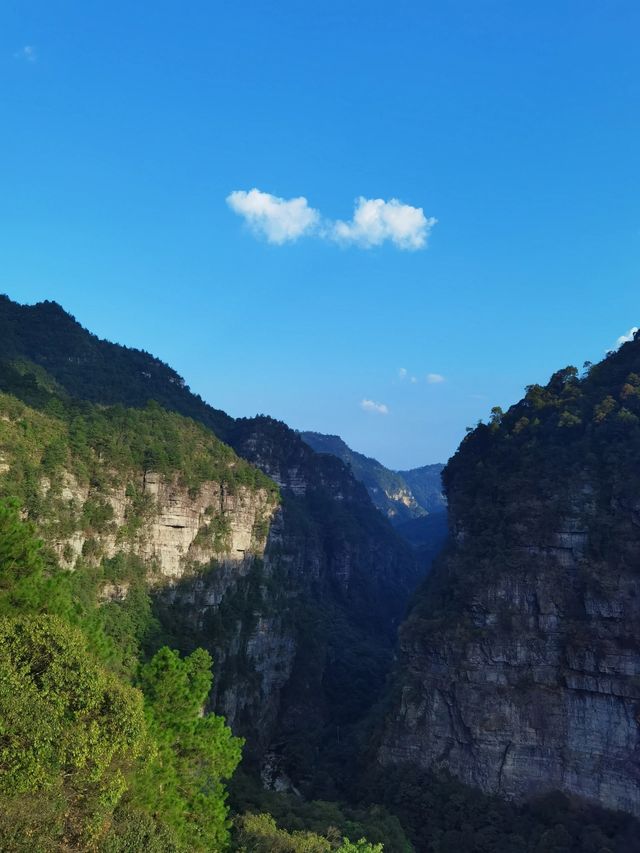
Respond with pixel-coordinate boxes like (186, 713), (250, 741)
(14, 45), (37, 62)
(226, 188), (320, 245)
(410, 376), (418, 384)
(227, 188), (436, 251)
(398, 367), (408, 380)
(615, 327), (638, 348)
(426, 373), (445, 384)
(332, 197), (436, 250)
(360, 398), (389, 415)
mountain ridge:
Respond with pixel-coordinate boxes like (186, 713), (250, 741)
(299, 430), (445, 525)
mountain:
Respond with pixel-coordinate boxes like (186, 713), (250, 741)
(0, 295), (420, 794)
(396, 464), (447, 515)
(0, 295), (233, 437)
(2, 295), (640, 850)
(300, 431), (445, 525)
(379, 333), (640, 819)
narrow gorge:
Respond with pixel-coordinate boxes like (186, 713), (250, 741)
(2, 295), (640, 852)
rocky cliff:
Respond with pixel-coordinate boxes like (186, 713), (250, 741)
(44, 470), (274, 578)
(380, 341), (640, 815)
(162, 416), (421, 786)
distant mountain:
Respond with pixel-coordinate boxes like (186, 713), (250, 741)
(397, 463), (447, 514)
(300, 431), (446, 526)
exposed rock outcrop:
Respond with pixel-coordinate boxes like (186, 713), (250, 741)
(42, 470), (274, 577)
(380, 345), (640, 816)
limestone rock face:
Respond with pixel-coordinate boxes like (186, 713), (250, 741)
(379, 530), (640, 814)
(44, 470), (274, 578)
(380, 354), (640, 819)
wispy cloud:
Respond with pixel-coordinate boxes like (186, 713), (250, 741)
(615, 327), (638, 348)
(227, 188), (436, 251)
(14, 45), (36, 62)
(399, 368), (443, 384)
(226, 188), (320, 245)
(332, 197), (436, 250)
(360, 398), (389, 415)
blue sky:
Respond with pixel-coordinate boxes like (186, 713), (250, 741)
(1, 1), (639, 468)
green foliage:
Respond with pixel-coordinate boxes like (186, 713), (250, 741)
(235, 812), (335, 852)
(234, 812), (383, 853)
(130, 646), (244, 851)
(0, 387), (278, 510)
(0, 296), (233, 439)
(339, 841), (383, 853)
(0, 498), (45, 597)
(0, 497), (75, 618)
(0, 614), (146, 846)
(100, 805), (180, 852)
(0, 498), (244, 850)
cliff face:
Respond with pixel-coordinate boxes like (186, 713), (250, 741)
(163, 417), (421, 785)
(45, 470), (273, 578)
(380, 341), (640, 816)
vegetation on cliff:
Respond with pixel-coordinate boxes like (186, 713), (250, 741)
(0, 498), (242, 850)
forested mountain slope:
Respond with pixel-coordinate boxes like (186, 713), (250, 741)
(380, 332), (640, 816)
(300, 431), (445, 525)
(0, 295), (233, 436)
(0, 295), (419, 793)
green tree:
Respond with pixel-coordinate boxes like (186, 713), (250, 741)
(0, 614), (146, 846)
(0, 498), (73, 618)
(0, 498), (44, 591)
(131, 646), (243, 851)
(234, 813), (383, 853)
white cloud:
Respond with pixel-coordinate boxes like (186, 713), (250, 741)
(426, 373), (445, 384)
(398, 367), (408, 379)
(410, 376), (418, 384)
(360, 398), (389, 415)
(227, 188), (436, 251)
(332, 197), (436, 250)
(226, 188), (320, 245)
(615, 327), (638, 348)
(15, 45), (36, 62)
